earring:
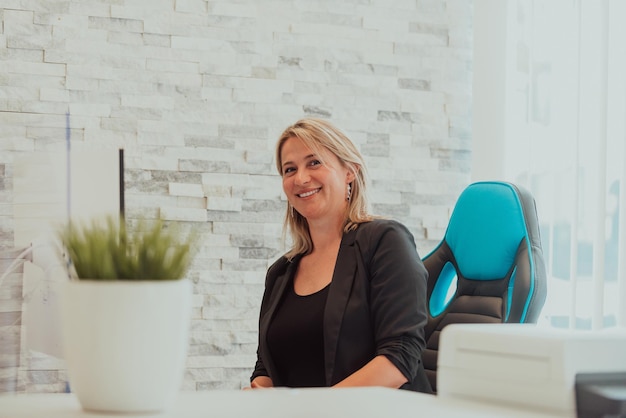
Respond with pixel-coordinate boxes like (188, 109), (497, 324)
(346, 183), (352, 201)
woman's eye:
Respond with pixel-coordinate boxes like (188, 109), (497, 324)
(283, 167), (295, 175)
(309, 159), (321, 167)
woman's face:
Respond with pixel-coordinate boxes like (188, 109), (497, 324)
(280, 136), (354, 224)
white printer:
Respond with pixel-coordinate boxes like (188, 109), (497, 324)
(437, 323), (626, 417)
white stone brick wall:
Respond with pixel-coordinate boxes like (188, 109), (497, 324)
(0, 0), (472, 391)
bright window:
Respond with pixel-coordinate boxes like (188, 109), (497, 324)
(474, 0), (626, 329)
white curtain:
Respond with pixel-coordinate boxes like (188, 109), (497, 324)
(489, 0), (626, 330)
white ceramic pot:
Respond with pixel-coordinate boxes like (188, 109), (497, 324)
(60, 279), (192, 413)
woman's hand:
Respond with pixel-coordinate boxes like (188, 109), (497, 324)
(243, 376), (274, 390)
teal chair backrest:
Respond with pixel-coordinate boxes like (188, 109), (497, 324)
(422, 181), (547, 392)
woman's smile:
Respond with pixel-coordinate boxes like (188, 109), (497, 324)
(297, 188), (321, 198)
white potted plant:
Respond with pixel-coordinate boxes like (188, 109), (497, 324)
(58, 215), (197, 413)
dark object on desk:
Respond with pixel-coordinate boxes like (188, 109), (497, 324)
(576, 371), (626, 418)
(422, 181), (548, 392)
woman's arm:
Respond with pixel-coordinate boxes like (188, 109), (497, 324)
(353, 220), (429, 386)
(333, 355), (407, 388)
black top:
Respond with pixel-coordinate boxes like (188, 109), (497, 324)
(266, 278), (330, 387)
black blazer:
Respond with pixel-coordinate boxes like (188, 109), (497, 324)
(251, 219), (433, 393)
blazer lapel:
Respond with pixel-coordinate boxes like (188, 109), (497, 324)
(323, 228), (358, 385)
(259, 256), (299, 383)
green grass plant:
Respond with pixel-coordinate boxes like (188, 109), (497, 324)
(59, 215), (197, 281)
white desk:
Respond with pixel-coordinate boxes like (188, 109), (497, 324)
(0, 387), (569, 418)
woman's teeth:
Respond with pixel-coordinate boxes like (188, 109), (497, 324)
(298, 189), (319, 198)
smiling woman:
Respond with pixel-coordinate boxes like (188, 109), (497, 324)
(247, 118), (433, 394)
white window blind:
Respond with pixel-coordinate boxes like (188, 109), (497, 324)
(489, 0), (626, 330)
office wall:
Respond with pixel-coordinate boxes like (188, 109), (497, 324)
(0, 0), (473, 391)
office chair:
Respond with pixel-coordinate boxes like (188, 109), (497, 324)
(422, 181), (547, 392)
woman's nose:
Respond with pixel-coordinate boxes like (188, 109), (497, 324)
(294, 169), (310, 185)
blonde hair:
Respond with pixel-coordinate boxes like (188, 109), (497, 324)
(275, 118), (374, 258)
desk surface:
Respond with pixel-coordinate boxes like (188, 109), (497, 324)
(0, 387), (568, 418)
